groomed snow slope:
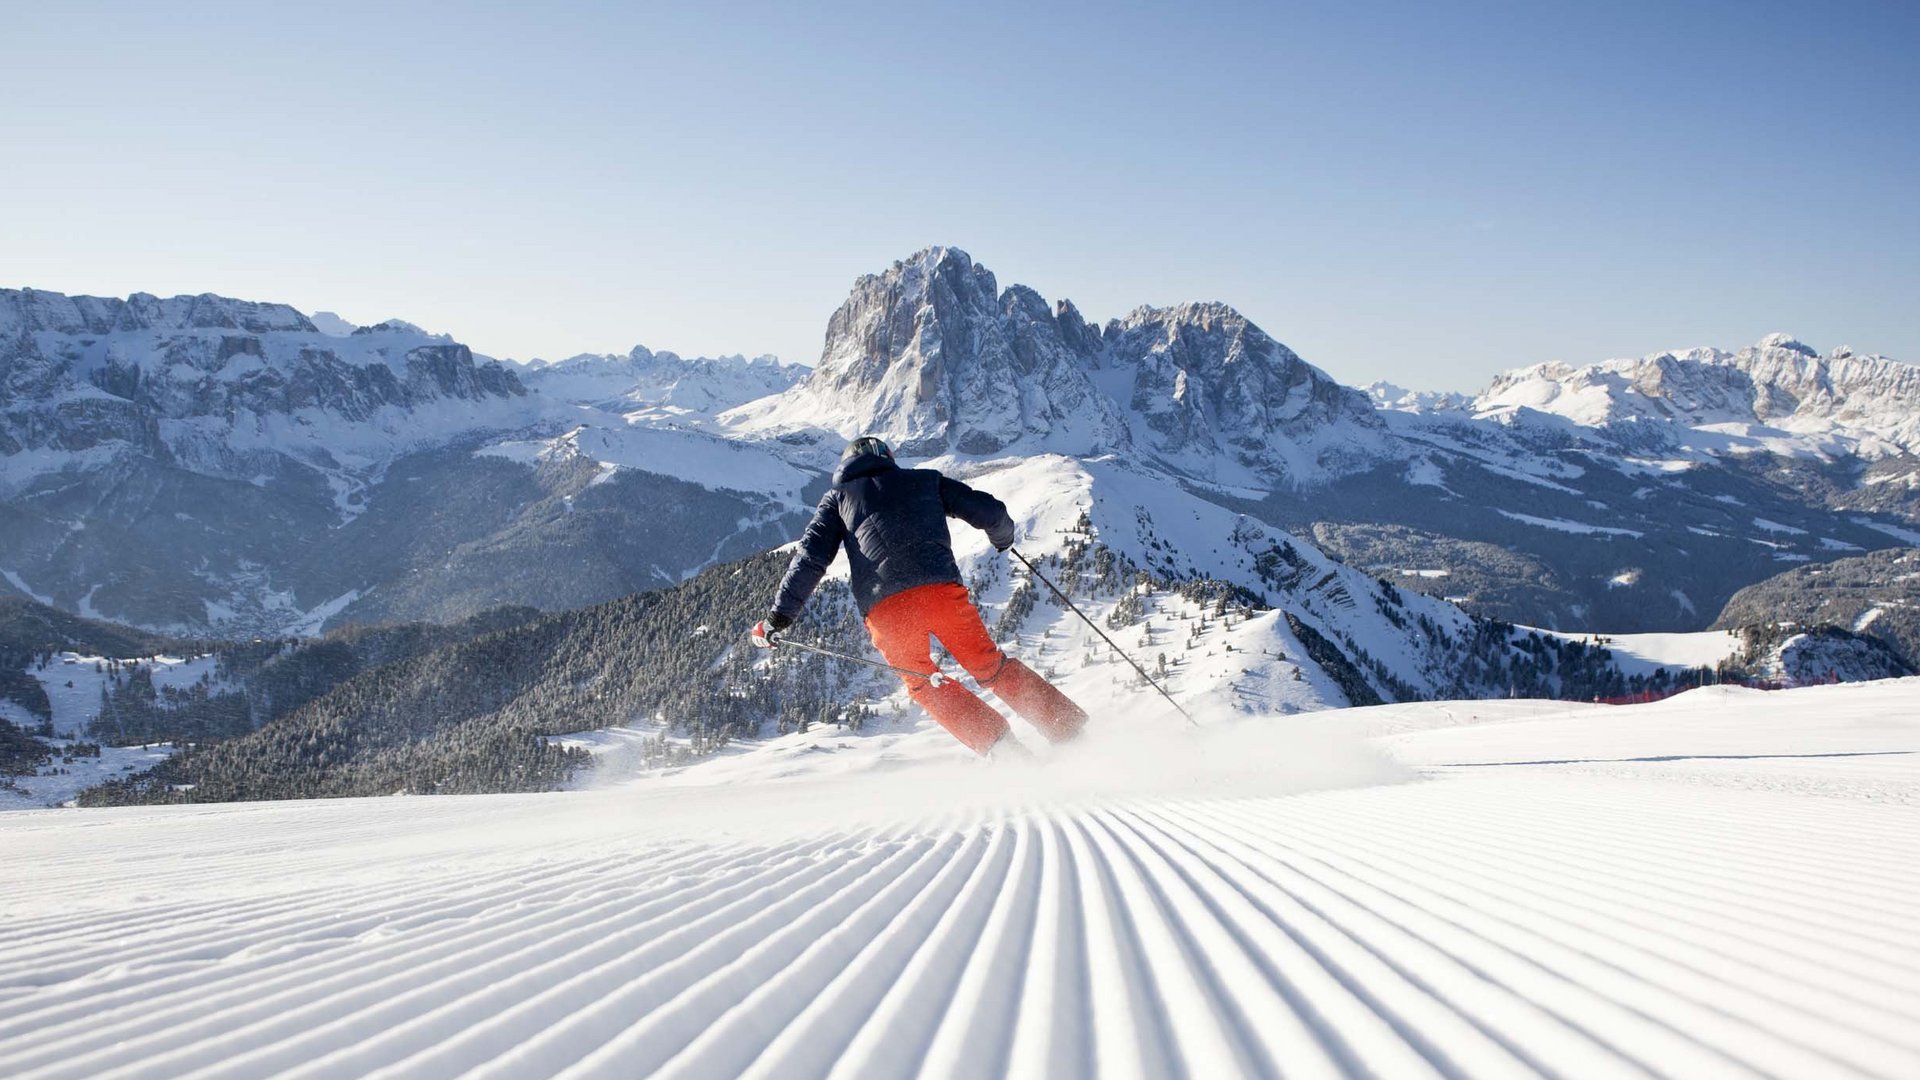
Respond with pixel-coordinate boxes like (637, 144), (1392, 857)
(5, 681), (1920, 1079)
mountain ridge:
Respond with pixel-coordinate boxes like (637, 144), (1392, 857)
(521, 345), (805, 416)
(0, 286), (815, 633)
(1471, 332), (1920, 460)
(4, 252), (1918, 639)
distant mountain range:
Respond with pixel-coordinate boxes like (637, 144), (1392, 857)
(521, 346), (803, 417)
(4, 250), (1917, 643)
(0, 289), (813, 633)
(1473, 334), (1920, 459)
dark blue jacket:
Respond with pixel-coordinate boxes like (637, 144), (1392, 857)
(771, 451), (1015, 620)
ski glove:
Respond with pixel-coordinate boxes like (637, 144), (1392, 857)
(750, 612), (792, 649)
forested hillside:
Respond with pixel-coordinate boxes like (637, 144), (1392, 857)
(80, 606), (544, 747)
(1715, 548), (1920, 671)
(77, 552), (879, 804)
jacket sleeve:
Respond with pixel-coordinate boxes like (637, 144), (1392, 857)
(939, 475), (1016, 550)
(771, 490), (845, 622)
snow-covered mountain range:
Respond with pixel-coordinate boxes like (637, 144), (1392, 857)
(1363, 381), (1473, 414)
(724, 249), (1919, 632)
(1473, 334), (1920, 453)
(3, 250), (1917, 642)
(1327, 332), (1920, 628)
(0, 288), (812, 633)
(0, 289), (531, 500)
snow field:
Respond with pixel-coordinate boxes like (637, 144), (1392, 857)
(0, 742), (176, 813)
(5, 681), (1920, 1078)
(1550, 629), (1745, 679)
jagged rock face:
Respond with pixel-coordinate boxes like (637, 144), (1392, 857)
(734, 247), (1381, 483)
(794, 247), (1125, 455)
(1103, 302), (1385, 478)
(85, 340), (517, 427)
(1737, 339), (1920, 444)
(0, 345), (156, 459)
(1475, 334), (1920, 457)
(0, 288), (529, 480)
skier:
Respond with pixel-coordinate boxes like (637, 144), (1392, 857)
(751, 436), (1088, 756)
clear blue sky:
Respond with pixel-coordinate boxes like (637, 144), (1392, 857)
(5, 1), (1916, 389)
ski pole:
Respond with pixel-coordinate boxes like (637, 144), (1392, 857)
(770, 635), (948, 686)
(1009, 546), (1196, 726)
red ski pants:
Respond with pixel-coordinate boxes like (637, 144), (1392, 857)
(865, 582), (1088, 754)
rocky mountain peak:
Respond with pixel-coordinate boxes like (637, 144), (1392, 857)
(308, 311), (359, 336)
(1099, 300), (1387, 482)
(753, 246), (1124, 457)
(857, 245), (993, 301)
(1755, 332), (1818, 357)
(726, 249), (1390, 483)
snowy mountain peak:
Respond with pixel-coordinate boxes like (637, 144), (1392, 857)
(1756, 331), (1817, 357)
(1100, 301), (1385, 470)
(847, 245), (991, 308)
(727, 245), (1126, 458)
(307, 311), (360, 336)
(725, 249), (1391, 485)
(358, 318), (432, 337)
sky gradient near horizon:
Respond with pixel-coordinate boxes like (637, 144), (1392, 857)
(5, 1), (1917, 388)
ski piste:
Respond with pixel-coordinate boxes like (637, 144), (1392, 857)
(4, 679), (1918, 1076)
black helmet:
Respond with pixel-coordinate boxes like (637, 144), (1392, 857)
(842, 435), (893, 461)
